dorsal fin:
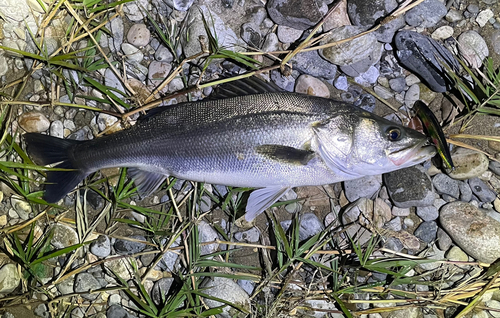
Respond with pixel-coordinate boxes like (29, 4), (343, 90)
(210, 76), (284, 99)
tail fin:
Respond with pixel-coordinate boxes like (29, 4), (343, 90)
(24, 133), (87, 203)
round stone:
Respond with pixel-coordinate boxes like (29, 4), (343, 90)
(295, 75), (330, 98)
(448, 148), (489, 180)
(18, 112), (50, 132)
(440, 201), (500, 264)
(0, 264), (21, 293)
(127, 24), (150, 47)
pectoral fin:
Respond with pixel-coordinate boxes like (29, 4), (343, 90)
(128, 168), (167, 198)
(245, 186), (291, 221)
(256, 144), (315, 165)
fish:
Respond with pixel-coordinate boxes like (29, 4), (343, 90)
(24, 77), (436, 221)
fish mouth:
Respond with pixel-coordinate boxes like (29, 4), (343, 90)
(388, 140), (436, 166)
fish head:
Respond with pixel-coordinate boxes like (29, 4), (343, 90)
(314, 110), (436, 177)
(349, 113), (436, 174)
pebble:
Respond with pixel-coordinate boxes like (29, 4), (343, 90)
(446, 246), (469, 262)
(18, 112), (50, 132)
(405, 74), (420, 86)
(446, 8), (463, 23)
(266, 0), (328, 30)
(469, 177), (497, 203)
(495, 198), (500, 213)
(74, 272), (101, 300)
(107, 305), (134, 318)
(262, 33), (279, 53)
(34, 304), (49, 318)
(173, 0), (195, 11)
(491, 31), (500, 55)
(413, 221), (438, 244)
(320, 25), (379, 66)
(432, 174), (460, 198)
(416, 206), (439, 221)
(114, 235), (146, 255)
(199, 220), (219, 256)
(440, 202), (500, 264)
(373, 198), (392, 229)
(448, 148), (489, 180)
(373, 85), (393, 100)
(458, 181), (473, 202)
(240, 22), (261, 48)
(201, 277), (251, 318)
(50, 120), (64, 138)
(151, 278), (175, 305)
(97, 113), (120, 133)
(56, 276), (75, 295)
(458, 31), (489, 68)
(384, 217), (402, 232)
(0, 56), (8, 77)
(234, 227), (260, 243)
(104, 257), (133, 280)
(104, 68), (126, 99)
(90, 235), (111, 258)
(392, 206), (410, 217)
(354, 66), (380, 86)
(431, 26), (453, 40)
(0, 264), (21, 293)
(109, 17), (124, 52)
(437, 227), (453, 251)
(127, 24), (150, 47)
(384, 166), (435, 208)
(295, 75), (330, 98)
(404, 84), (420, 108)
(121, 43), (143, 63)
(155, 45), (174, 62)
(299, 213), (323, 240)
(476, 9), (494, 27)
(388, 77), (406, 93)
(51, 224), (79, 249)
(291, 50), (337, 80)
(404, 0), (447, 28)
(334, 76), (349, 91)
(0, 0), (30, 22)
(344, 175), (382, 202)
(277, 25), (302, 44)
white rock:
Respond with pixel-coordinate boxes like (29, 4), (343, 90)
(18, 112), (50, 132)
(404, 84), (420, 108)
(458, 31), (489, 68)
(295, 75), (330, 98)
(127, 24), (150, 47)
(277, 25), (303, 44)
(121, 43), (143, 63)
(431, 26), (454, 40)
(0, 56), (8, 77)
(97, 113), (120, 133)
(50, 120), (64, 138)
(0, 264), (21, 293)
(476, 9), (494, 27)
(0, 0), (30, 22)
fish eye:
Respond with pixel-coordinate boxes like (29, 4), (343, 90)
(387, 128), (402, 141)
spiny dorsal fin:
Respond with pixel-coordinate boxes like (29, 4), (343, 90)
(211, 76), (284, 99)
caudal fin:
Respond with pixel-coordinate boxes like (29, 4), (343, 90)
(24, 133), (87, 203)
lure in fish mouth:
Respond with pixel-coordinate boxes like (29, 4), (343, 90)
(24, 77), (436, 221)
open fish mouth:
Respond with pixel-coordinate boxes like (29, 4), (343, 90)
(388, 140), (436, 166)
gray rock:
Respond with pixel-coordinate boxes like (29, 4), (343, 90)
(416, 206), (439, 221)
(389, 77), (406, 93)
(104, 257), (133, 280)
(90, 235), (111, 258)
(0, 55), (8, 77)
(320, 26), (379, 67)
(107, 305), (135, 318)
(34, 304), (49, 318)
(354, 65), (380, 86)
(270, 69), (295, 92)
(262, 33), (279, 52)
(50, 120), (64, 138)
(277, 25), (302, 44)
(127, 24), (150, 47)
(458, 31), (489, 68)
(490, 161), (500, 176)
(405, 0), (447, 28)
(240, 23), (262, 48)
(0, 264), (21, 293)
(334, 76), (348, 91)
(373, 85), (393, 100)
(353, 93), (377, 112)
(267, 0), (328, 30)
(440, 202), (500, 263)
(432, 173), (460, 198)
(395, 30), (459, 93)
(469, 178), (497, 203)
(237, 280), (254, 295)
(201, 277), (251, 318)
(151, 278), (175, 305)
(51, 224), (78, 249)
(199, 220), (219, 255)
(74, 273), (101, 300)
(448, 148), (489, 180)
(109, 16), (124, 52)
(384, 166), (435, 208)
(347, 0), (397, 27)
(104, 68), (126, 99)
(173, 0), (195, 11)
(56, 276), (75, 295)
(404, 84), (420, 108)
(414, 221), (438, 244)
(121, 43), (143, 63)
(114, 235), (147, 255)
(491, 31), (500, 55)
(291, 50), (337, 80)
(344, 175), (382, 202)
(446, 8), (463, 22)
(155, 45), (174, 62)
(458, 181), (473, 202)
(384, 217), (402, 232)
(436, 227), (453, 251)
(234, 227), (260, 243)
(299, 213), (324, 241)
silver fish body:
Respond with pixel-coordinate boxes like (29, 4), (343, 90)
(25, 81), (435, 220)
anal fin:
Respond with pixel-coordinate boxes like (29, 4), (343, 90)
(128, 168), (167, 198)
(245, 186), (291, 221)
